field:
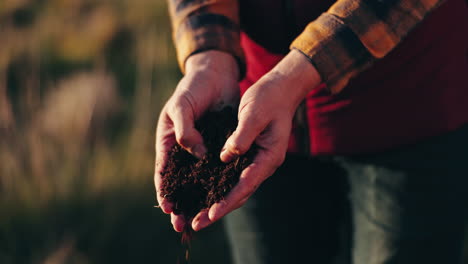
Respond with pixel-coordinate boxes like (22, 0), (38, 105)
(0, 0), (230, 263)
(0, 0), (467, 263)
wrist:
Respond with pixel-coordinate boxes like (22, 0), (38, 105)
(270, 49), (322, 107)
(186, 50), (240, 80)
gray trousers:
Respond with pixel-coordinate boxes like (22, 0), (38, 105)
(224, 124), (468, 264)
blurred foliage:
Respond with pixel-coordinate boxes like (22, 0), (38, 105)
(0, 0), (231, 263)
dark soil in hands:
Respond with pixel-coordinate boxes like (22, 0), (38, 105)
(160, 106), (256, 223)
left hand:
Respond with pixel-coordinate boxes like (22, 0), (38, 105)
(190, 49), (322, 231)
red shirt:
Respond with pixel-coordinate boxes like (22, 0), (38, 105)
(239, 0), (468, 155)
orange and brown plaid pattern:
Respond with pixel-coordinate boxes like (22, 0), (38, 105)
(169, 0), (445, 93)
(291, 0), (446, 93)
(168, 0), (245, 76)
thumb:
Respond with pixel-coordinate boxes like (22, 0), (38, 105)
(220, 109), (268, 162)
(170, 106), (206, 159)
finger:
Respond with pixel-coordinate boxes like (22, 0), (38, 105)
(171, 213), (187, 232)
(169, 99), (207, 159)
(154, 152), (172, 213)
(220, 106), (268, 163)
(154, 112), (176, 214)
(202, 121), (289, 229)
(208, 161), (271, 222)
(154, 169), (173, 214)
(187, 159), (273, 232)
(192, 150), (284, 230)
(191, 209), (210, 231)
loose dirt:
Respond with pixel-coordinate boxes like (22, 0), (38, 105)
(161, 106), (256, 223)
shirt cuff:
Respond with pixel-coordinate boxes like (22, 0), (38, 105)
(290, 13), (373, 94)
(174, 13), (246, 79)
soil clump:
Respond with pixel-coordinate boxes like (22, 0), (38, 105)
(161, 106), (256, 222)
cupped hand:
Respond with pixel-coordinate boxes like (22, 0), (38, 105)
(154, 50), (240, 232)
(190, 49), (322, 231)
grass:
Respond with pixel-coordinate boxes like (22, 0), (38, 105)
(0, 0), (231, 263)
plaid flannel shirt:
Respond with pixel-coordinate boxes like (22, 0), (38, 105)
(168, 0), (445, 93)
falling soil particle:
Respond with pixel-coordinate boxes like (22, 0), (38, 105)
(162, 107), (256, 263)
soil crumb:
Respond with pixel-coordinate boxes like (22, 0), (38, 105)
(161, 106), (256, 221)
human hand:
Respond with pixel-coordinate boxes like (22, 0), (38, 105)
(191, 49), (322, 231)
(154, 50), (240, 232)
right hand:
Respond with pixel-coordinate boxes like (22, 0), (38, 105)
(154, 50), (240, 232)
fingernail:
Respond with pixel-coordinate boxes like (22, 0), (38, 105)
(194, 218), (211, 231)
(193, 144), (207, 159)
(175, 225), (185, 232)
(174, 216), (186, 232)
(208, 209), (218, 222)
(220, 149), (236, 163)
(193, 211), (210, 231)
(192, 220), (200, 231)
(159, 200), (173, 214)
(161, 206), (172, 214)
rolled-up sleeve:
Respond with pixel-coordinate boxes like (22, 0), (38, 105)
(290, 0), (446, 93)
(168, 0), (245, 77)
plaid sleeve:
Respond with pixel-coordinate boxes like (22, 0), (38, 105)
(290, 0), (446, 94)
(168, 0), (245, 77)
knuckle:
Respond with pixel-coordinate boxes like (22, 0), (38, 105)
(241, 112), (263, 130)
(240, 178), (258, 195)
(168, 98), (187, 118)
(227, 139), (248, 155)
(176, 133), (191, 148)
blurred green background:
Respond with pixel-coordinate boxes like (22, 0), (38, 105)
(0, 0), (231, 263)
(0, 1), (467, 264)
